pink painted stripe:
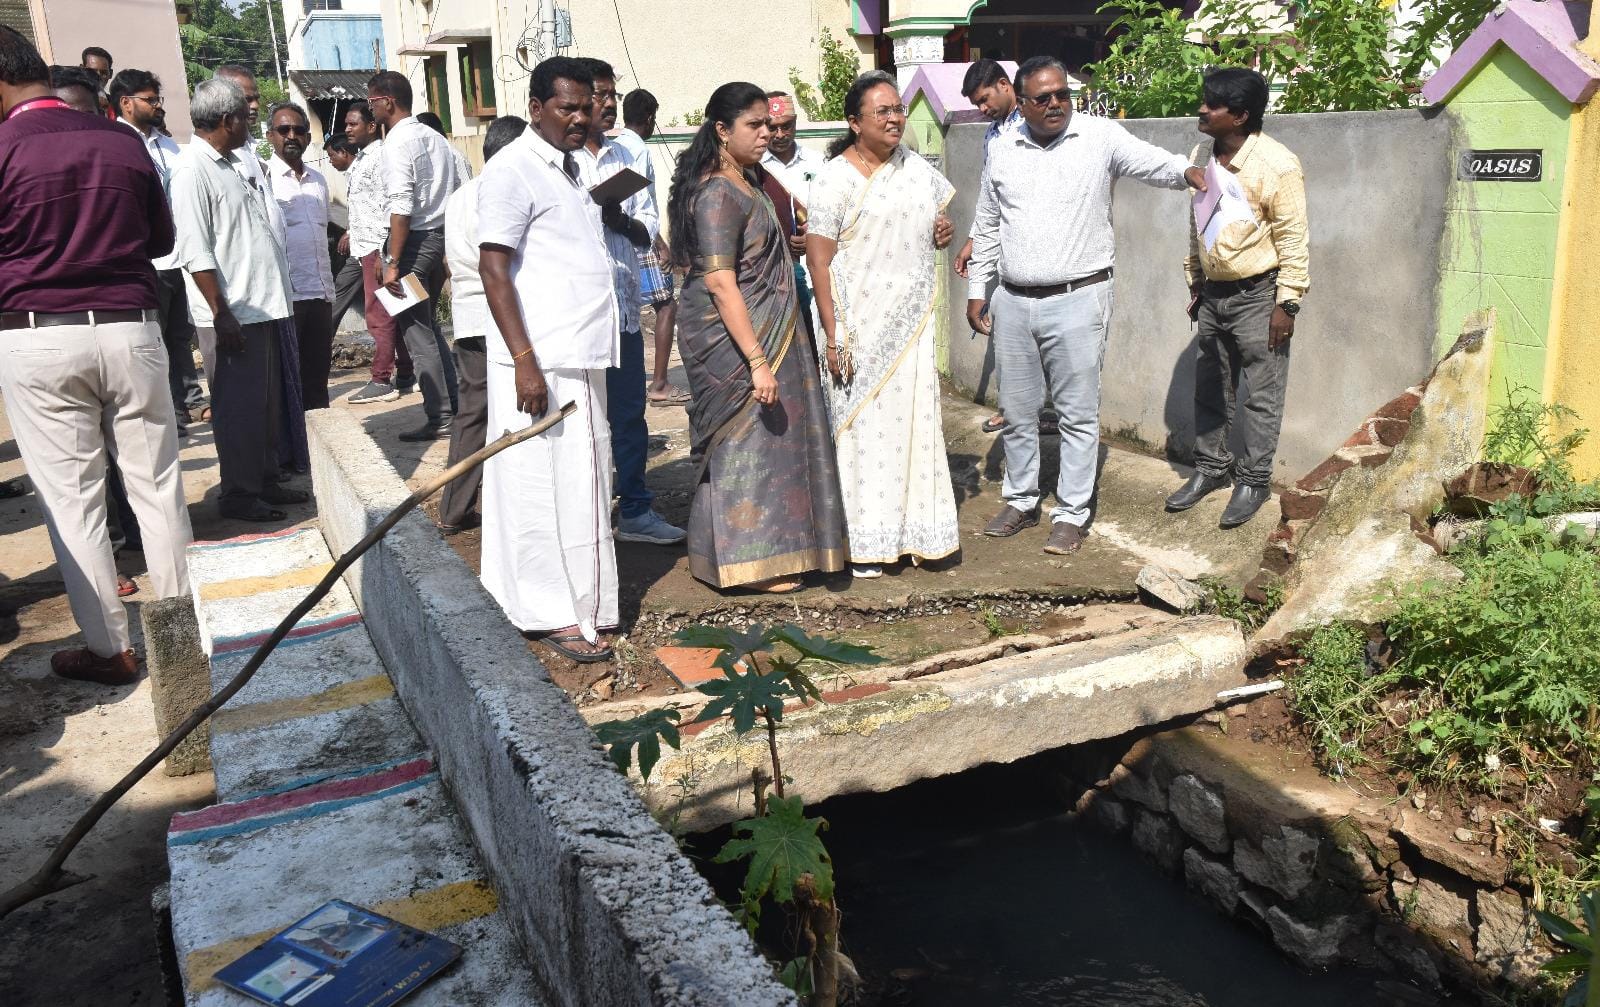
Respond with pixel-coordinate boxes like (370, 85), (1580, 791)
(212, 611), (363, 656)
(170, 757), (433, 834)
(190, 526), (314, 551)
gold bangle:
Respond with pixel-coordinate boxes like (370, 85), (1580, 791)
(747, 355), (768, 368)
(512, 346), (534, 362)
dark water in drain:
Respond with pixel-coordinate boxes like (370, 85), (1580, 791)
(781, 761), (1402, 1006)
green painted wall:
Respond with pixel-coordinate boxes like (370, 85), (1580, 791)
(905, 94), (952, 372)
(1437, 46), (1572, 402)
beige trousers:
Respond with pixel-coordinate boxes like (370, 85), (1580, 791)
(0, 315), (193, 657)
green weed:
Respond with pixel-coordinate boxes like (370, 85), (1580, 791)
(1285, 623), (1397, 777)
(1385, 514), (1600, 780)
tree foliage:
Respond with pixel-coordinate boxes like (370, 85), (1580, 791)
(788, 28), (859, 122)
(1088, 0), (1493, 118)
(179, 0), (287, 91)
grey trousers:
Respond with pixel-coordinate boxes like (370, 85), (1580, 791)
(393, 228), (456, 425)
(198, 320), (283, 513)
(992, 281), (1114, 527)
(0, 315), (192, 656)
(1193, 281), (1290, 488)
(329, 253), (364, 333)
(439, 336), (486, 528)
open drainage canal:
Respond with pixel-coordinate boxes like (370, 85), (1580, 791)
(691, 757), (1408, 1006)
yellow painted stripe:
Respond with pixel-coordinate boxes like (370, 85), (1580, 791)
(199, 563), (334, 602)
(185, 879), (499, 991)
(211, 675), (396, 735)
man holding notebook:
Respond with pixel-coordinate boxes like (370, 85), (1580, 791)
(1166, 68), (1310, 528)
(572, 57), (685, 546)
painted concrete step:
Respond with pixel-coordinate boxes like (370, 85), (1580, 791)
(187, 528), (356, 656)
(167, 756), (545, 1006)
(206, 613), (423, 801)
(587, 615), (1250, 832)
(185, 527), (422, 801)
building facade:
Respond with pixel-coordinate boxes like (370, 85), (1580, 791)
(2, 0), (192, 140)
(282, 0), (386, 142)
(375, 0), (870, 170)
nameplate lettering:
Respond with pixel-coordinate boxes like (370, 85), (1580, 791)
(1458, 149), (1542, 182)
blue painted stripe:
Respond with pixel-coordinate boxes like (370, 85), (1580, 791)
(210, 611), (362, 656)
(188, 527), (318, 553)
(168, 773), (437, 847)
(223, 753), (430, 805)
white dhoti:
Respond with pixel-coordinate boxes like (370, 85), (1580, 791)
(481, 364), (618, 642)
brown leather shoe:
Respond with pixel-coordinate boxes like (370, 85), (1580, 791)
(1043, 522), (1088, 555)
(983, 505), (1040, 538)
(51, 648), (139, 686)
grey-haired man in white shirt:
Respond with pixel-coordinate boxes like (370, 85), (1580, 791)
(967, 56), (1205, 556)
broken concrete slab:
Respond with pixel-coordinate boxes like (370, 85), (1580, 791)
(141, 596), (212, 777)
(589, 616), (1247, 832)
(1255, 314), (1495, 643)
(1136, 564), (1207, 613)
(167, 758), (544, 1006)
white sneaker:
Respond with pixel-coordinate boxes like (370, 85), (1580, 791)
(616, 509), (686, 545)
(851, 564), (883, 579)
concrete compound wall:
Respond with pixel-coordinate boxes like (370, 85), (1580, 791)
(942, 109), (1453, 484)
(304, 410), (793, 1006)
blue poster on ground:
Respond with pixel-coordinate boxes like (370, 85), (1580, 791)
(213, 899), (461, 1007)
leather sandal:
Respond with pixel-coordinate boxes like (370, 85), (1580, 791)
(983, 505), (1040, 538)
(537, 630), (613, 664)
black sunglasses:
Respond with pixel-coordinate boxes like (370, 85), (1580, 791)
(274, 124), (311, 137)
(1023, 88), (1074, 108)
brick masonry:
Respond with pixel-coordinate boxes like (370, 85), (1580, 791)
(1244, 384), (1429, 604)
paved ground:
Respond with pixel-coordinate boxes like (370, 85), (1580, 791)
(0, 317), (1273, 1004)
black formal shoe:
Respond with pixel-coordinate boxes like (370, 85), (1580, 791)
(1165, 472), (1232, 512)
(399, 421), (452, 442)
(1219, 483), (1271, 529)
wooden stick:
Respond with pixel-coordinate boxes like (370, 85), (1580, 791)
(0, 402), (577, 920)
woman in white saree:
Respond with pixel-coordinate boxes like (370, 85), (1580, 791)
(807, 72), (959, 579)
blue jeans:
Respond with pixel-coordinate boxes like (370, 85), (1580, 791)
(992, 282), (1114, 527)
(605, 329), (652, 519)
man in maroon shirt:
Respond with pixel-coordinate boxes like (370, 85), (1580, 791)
(0, 26), (193, 686)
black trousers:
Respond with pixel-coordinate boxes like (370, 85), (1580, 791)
(198, 320), (282, 512)
(294, 298), (334, 410)
(156, 268), (205, 414)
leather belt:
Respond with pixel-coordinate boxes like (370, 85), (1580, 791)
(1002, 268), (1113, 299)
(1202, 270), (1277, 298)
(0, 308), (155, 330)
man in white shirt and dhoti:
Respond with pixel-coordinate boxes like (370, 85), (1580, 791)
(477, 56), (619, 664)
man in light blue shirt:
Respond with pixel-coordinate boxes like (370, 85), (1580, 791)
(967, 56), (1203, 556)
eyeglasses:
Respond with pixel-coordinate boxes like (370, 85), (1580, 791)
(592, 90), (617, 103)
(1023, 88), (1074, 108)
(130, 94), (163, 108)
(274, 124), (310, 136)
(866, 104), (907, 120)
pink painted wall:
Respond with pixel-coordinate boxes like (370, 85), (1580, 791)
(29, 0), (193, 141)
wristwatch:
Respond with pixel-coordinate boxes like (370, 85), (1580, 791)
(1280, 300), (1301, 317)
